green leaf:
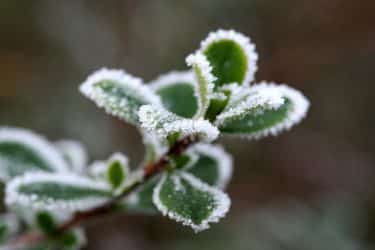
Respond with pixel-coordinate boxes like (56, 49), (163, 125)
(186, 144), (232, 189)
(55, 140), (88, 174)
(153, 173), (230, 232)
(6, 172), (112, 212)
(106, 153), (129, 190)
(205, 92), (230, 122)
(36, 211), (57, 236)
(170, 154), (191, 170)
(0, 127), (68, 181)
(199, 29), (258, 87)
(141, 131), (166, 165)
(186, 53), (215, 118)
(124, 176), (159, 214)
(150, 71), (198, 118)
(215, 83), (310, 140)
(80, 68), (162, 125)
(139, 105), (219, 142)
(0, 213), (19, 244)
(58, 228), (86, 250)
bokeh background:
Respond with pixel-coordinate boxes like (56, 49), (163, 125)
(1, 0), (375, 249)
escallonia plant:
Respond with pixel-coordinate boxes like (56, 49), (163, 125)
(0, 29), (310, 249)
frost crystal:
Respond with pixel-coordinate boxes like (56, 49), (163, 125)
(199, 29), (258, 85)
(188, 143), (233, 189)
(139, 105), (219, 142)
(148, 70), (195, 91)
(215, 85), (285, 126)
(186, 53), (216, 118)
(153, 173), (231, 233)
(186, 53), (217, 88)
(0, 127), (68, 177)
(80, 68), (161, 124)
(217, 82), (310, 140)
(6, 172), (111, 212)
(55, 140), (88, 174)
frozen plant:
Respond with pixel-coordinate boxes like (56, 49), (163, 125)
(0, 29), (309, 249)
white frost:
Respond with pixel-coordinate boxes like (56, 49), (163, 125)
(188, 143), (233, 189)
(148, 70), (196, 91)
(217, 82), (310, 140)
(153, 173), (231, 233)
(199, 29), (258, 85)
(139, 105), (219, 142)
(6, 172), (111, 212)
(215, 85), (285, 126)
(186, 52), (216, 118)
(107, 152), (129, 171)
(79, 68), (161, 123)
(0, 127), (68, 180)
(141, 130), (168, 158)
(55, 140), (88, 174)
(88, 160), (107, 180)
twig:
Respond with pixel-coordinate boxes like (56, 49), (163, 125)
(7, 135), (199, 250)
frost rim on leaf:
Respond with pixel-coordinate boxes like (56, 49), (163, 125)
(186, 53), (217, 89)
(148, 70), (196, 91)
(106, 152), (130, 191)
(139, 105), (219, 142)
(107, 152), (129, 170)
(217, 82), (310, 140)
(88, 160), (107, 180)
(55, 140), (88, 174)
(186, 52), (216, 118)
(199, 29), (258, 85)
(79, 68), (162, 123)
(6, 172), (112, 212)
(187, 143), (233, 189)
(152, 172), (231, 233)
(215, 84), (285, 126)
(141, 131), (167, 158)
(0, 127), (68, 180)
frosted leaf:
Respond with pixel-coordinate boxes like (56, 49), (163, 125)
(6, 172), (112, 212)
(185, 143), (233, 189)
(124, 175), (160, 215)
(186, 53), (216, 118)
(141, 131), (167, 164)
(106, 152), (130, 190)
(66, 227), (87, 249)
(199, 29), (258, 86)
(215, 86), (284, 125)
(149, 70), (196, 91)
(139, 105), (219, 142)
(0, 213), (20, 242)
(149, 71), (198, 118)
(215, 82), (310, 139)
(55, 140), (88, 174)
(221, 83), (255, 109)
(0, 127), (68, 181)
(80, 68), (161, 125)
(8, 204), (73, 229)
(88, 160), (107, 180)
(153, 172), (230, 233)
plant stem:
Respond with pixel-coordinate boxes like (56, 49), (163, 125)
(8, 135), (199, 250)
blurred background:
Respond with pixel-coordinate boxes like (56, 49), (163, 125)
(1, 0), (375, 249)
